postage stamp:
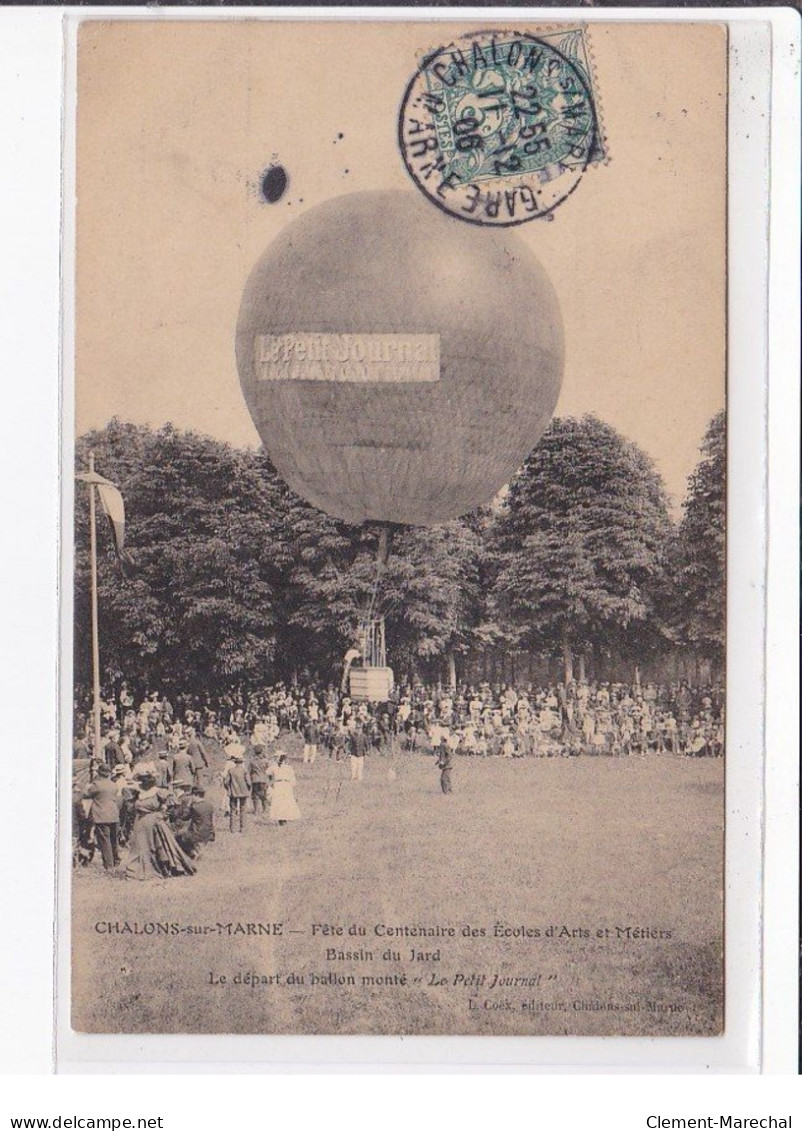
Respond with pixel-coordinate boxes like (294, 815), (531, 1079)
(398, 27), (605, 226)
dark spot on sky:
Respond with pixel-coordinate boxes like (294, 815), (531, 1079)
(344, 169), (349, 175)
(334, 132), (344, 143)
(261, 164), (288, 204)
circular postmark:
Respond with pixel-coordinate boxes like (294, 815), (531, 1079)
(398, 30), (599, 226)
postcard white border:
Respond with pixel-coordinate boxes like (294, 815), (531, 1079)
(0, 3), (793, 1075)
(54, 4), (781, 1074)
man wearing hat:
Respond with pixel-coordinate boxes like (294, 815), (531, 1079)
(249, 744), (271, 815)
(185, 726), (210, 785)
(171, 738), (195, 795)
(301, 716), (320, 765)
(103, 728), (125, 770)
(112, 764), (136, 846)
(154, 748), (172, 789)
(83, 763), (120, 870)
(222, 750), (251, 833)
(187, 786), (216, 853)
(173, 784), (216, 858)
(188, 786), (215, 848)
(436, 742), (454, 795)
(349, 722), (369, 782)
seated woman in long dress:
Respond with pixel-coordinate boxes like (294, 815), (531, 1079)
(125, 771), (196, 880)
(268, 754), (301, 826)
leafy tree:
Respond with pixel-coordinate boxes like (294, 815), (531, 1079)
(76, 415), (693, 695)
(671, 410), (726, 664)
(378, 521), (483, 683)
(274, 496), (483, 684)
(270, 499), (381, 680)
(487, 415), (675, 682)
(467, 500), (525, 672)
(74, 421), (293, 696)
(74, 420), (485, 694)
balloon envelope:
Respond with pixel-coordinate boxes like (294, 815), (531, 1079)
(236, 191), (563, 526)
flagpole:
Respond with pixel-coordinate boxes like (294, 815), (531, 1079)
(88, 450), (102, 765)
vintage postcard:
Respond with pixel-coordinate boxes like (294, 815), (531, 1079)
(69, 19), (726, 1037)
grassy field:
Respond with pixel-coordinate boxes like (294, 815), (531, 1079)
(72, 739), (724, 1036)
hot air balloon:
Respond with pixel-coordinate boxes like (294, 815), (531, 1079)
(235, 190), (564, 698)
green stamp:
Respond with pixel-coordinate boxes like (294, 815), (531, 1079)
(399, 28), (605, 227)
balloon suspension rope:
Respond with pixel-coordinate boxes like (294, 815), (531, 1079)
(365, 524), (396, 627)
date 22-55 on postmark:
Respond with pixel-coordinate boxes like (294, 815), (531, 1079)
(398, 27), (606, 227)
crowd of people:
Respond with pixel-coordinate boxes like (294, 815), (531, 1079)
(72, 730), (302, 879)
(72, 675), (725, 879)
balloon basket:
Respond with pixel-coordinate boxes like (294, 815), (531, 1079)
(349, 667), (395, 703)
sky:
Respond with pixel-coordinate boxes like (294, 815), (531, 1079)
(75, 20), (726, 508)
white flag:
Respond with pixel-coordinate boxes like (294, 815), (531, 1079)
(76, 470), (130, 561)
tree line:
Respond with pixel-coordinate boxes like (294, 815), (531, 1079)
(73, 412), (725, 695)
